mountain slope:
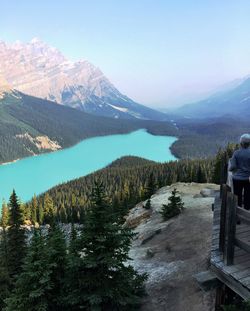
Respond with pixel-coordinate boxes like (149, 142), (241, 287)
(175, 76), (250, 119)
(0, 89), (176, 163)
(0, 38), (166, 120)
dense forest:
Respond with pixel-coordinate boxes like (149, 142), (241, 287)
(20, 143), (234, 225)
(1, 91), (249, 164)
(0, 185), (146, 310)
(0, 91), (176, 163)
(25, 156), (214, 224)
(0, 143), (237, 310)
(0, 142), (236, 227)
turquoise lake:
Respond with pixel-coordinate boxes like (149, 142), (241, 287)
(0, 130), (177, 202)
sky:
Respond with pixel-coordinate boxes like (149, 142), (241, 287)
(1, 0), (250, 108)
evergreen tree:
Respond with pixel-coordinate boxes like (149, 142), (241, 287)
(6, 191), (26, 281)
(38, 202), (44, 225)
(0, 228), (10, 309)
(4, 229), (51, 311)
(196, 165), (207, 183)
(144, 199), (151, 210)
(1, 200), (9, 228)
(65, 182), (146, 310)
(161, 188), (184, 221)
(46, 225), (67, 311)
(21, 202), (30, 223)
(144, 172), (157, 199)
(58, 204), (67, 223)
(43, 193), (55, 225)
(30, 195), (37, 225)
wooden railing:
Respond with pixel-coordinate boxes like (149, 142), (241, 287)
(219, 184), (250, 265)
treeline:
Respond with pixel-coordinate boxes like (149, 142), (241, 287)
(171, 117), (250, 159)
(2, 144), (234, 226)
(0, 185), (146, 310)
(2, 90), (250, 164)
(28, 156), (213, 224)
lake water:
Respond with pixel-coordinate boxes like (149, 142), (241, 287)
(0, 130), (177, 202)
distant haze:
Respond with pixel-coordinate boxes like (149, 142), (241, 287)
(1, 0), (250, 108)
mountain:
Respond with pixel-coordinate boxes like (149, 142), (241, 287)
(0, 75), (11, 98)
(0, 38), (166, 120)
(175, 76), (250, 119)
(0, 89), (176, 164)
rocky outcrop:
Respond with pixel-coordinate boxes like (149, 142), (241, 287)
(15, 133), (61, 151)
(127, 182), (219, 311)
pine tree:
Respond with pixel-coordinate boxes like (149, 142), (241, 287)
(4, 229), (51, 311)
(30, 195), (37, 225)
(196, 165), (206, 183)
(38, 202), (44, 225)
(144, 172), (157, 199)
(144, 199), (151, 209)
(58, 204), (67, 223)
(6, 190), (26, 281)
(0, 228), (10, 310)
(65, 182), (146, 310)
(161, 188), (184, 221)
(46, 225), (67, 311)
(43, 193), (55, 225)
(1, 200), (9, 228)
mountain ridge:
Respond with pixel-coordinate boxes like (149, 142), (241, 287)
(0, 89), (177, 164)
(0, 38), (167, 120)
(175, 75), (250, 119)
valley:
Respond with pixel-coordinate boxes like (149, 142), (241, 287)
(2, 3), (250, 311)
(0, 130), (177, 202)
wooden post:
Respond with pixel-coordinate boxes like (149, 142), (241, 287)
(224, 192), (237, 265)
(219, 185), (228, 253)
(215, 283), (226, 311)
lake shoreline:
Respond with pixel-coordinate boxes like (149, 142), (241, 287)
(0, 129), (178, 203)
(0, 128), (179, 166)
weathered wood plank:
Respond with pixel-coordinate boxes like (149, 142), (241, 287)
(232, 268), (250, 280)
(211, 264), (250, 300)
(235, 238), (250, 254)
(237, 207), (250, 219)
(224, 192), (237, 265)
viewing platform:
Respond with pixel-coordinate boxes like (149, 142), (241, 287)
(210, 184), (250, 306)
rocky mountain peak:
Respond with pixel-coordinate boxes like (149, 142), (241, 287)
(0, 39), (167, 120)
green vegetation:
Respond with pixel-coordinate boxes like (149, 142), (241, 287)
(0, 91), (176, 164)
(0, 91), (249, 164)
(65, 183), (146, 310)
(171, 117), (250, 159)
(34, 156), (213, 224)
(160, 188), (184, 221)
(223, 301), (250, 311)
(0, 143), (240, 310)
(0, 184), (146, 310)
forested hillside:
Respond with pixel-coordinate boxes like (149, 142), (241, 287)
(0, 90), (248, 164)
(33, 156), (214, 224)
(171, 117), (250, 158)
(0, 91), (176, 163)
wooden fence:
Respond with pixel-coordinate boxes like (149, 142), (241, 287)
(219, 184), (250, 266)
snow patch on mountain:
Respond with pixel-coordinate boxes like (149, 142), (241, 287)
(109, 104), (128, 113)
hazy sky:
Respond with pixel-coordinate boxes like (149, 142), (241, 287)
(1, 0), (250, 108)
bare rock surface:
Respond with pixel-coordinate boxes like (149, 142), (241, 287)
(127, 182), (219, 311)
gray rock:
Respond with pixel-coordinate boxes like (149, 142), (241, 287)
(200, 188), (217, 198)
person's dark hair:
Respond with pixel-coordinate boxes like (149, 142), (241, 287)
(240, 134), (250, 148)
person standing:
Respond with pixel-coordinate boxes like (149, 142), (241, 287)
(229, 134), (250, 210)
